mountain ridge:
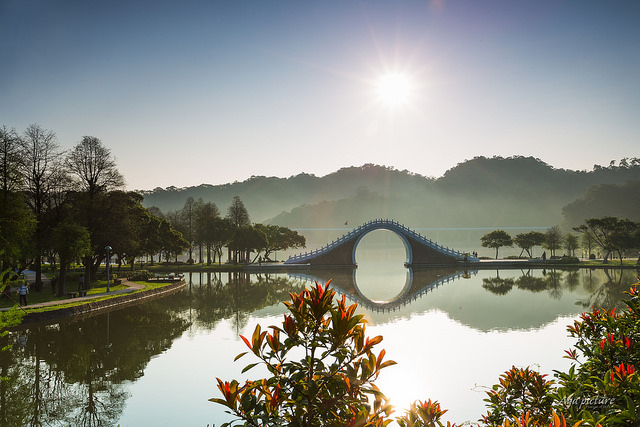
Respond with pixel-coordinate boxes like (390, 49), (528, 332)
(140, 156), (640, 228)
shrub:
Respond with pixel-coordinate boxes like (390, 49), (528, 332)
(211, 280), (398, 426)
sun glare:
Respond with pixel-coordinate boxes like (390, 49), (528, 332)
(376, 73), (413, 107)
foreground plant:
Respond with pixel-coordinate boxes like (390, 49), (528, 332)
(211, 280), (397, 426)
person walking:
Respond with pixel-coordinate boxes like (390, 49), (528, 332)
(18, 281), (29, 306)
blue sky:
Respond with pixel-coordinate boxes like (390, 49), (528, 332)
(2, 0), (639, 190)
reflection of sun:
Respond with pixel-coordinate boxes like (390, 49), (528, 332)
(376, 73), (413, 107)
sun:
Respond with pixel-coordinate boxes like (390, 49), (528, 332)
(376, 73), (413, 107)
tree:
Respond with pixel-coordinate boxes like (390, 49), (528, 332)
(226, 195), (250, 228)
(212, 281), (396, 426)
(66, 136), (125, 195)
(481, 230), (513, 259)
(579, 230), (597, 258)
(574, 217), (640, 264)
(563, 233), (579, 257)
(19, 124), (65, 291)
(0, 125), (23, 198)
(180, 197), (196, 262)
(195, 202), (221, 264)
(226, 196), (250, 262)
(254, 224), (306, 261)
(228, 225), (267, 263)
(66, 136), (124, 283)
(513, 231), (546, 258)
(543, 226), (563, 258)
(210, 217), (233, 264)
(50, 222), (90, 296)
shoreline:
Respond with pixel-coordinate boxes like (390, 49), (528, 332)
(8, 279), (185, 326)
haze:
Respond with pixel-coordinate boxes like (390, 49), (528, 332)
(2, 1), (639, 191)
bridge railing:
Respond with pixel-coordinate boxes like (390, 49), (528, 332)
(285, 219), (478, 264)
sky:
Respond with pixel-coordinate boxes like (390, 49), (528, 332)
(2, 0), (639, 191)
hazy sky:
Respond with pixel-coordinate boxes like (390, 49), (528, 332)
(2, 0), (639, 190)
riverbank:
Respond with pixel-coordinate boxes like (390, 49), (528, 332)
(4, 279), (185, 325)
(147, 258), (640, 272)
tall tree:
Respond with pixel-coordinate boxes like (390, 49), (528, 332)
(51, 222), (90, 296)
(195, 201), (221, 264)
(481, 230), (513, 259)
(19, 124), (65, 290)
(0, 126), (34, 270)
(226, 195), (250, 227)
(0, 125), (23, 199)
(180, 197), (196, 262)
(543, 226), (563, 258)
(563, 233), (579, 257)
(66, 136), (124, 283)
(66, 136), (125, 195)
(226, 196), (250, 262)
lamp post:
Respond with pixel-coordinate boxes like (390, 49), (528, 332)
(105, 246), (112, 292)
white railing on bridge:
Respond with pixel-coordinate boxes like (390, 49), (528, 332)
(285, 219), (479, 264)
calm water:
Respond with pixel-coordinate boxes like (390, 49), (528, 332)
(1, 231), (637, 426)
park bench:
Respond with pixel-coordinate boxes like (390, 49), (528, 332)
(67, 292), (78, 298)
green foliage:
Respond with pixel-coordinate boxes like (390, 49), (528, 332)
(555, 284), (640, 425)
(481, 230), (513, 259)
(514, 232), (546, 258)
(543, 226), (563, 258)
(482, 366), (555, 425)
(212, 280), (397, 426)
(574, 217), (640, 265)
(212, 277), (640, 426)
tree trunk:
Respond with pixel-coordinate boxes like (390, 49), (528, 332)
(57, 261), (67, 297)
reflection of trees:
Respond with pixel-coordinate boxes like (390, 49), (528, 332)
(1, 302), (190, 426)
(575, 269), (635, 310)
(480, 268), (633, 310)
(187, 271), (306, 332)
(482, 276), (514, 295)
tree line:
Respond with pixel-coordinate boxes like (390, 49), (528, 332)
(1, 124), (308, 297)
(154, 195), (306, 265)
(480, 217), (640, 264)
(0, 124), (192, 296)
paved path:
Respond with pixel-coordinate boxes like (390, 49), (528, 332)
(1, 281), (145, 312)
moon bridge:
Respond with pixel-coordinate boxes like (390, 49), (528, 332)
(285, 219), (479, 266)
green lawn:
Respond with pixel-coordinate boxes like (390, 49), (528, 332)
(2, 280), (135, 309)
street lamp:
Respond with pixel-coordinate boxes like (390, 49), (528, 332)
(105, 246), (112, 292)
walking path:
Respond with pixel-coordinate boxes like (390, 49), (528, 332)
(1, 280), (145, 312)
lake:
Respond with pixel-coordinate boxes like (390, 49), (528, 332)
(1, 231), (637, 426)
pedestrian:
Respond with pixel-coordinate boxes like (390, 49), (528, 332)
(18, 281), (29, 306)
(542, 251), (546, 261)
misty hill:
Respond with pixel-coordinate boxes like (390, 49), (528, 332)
(140, 164), (433, 222)
(140, 157), (640, 229)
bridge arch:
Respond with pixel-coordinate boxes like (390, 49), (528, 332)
(286, 219), (478, 266)
(351, 226), (413, 265)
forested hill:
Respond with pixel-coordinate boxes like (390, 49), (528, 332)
(140, 164), (432, 221)
(140, 157), (640, 228)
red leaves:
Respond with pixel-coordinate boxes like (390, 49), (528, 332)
(611, 362), (636, 384)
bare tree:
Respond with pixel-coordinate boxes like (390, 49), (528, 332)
(66, 136), (124, 195)
(66, 136), (125, 284)
(0, 125), (23, 199)
(19, 124), (65, 290)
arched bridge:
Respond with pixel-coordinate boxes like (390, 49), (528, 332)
(289, 268), (477, 312)
(285, 219), (479, 266)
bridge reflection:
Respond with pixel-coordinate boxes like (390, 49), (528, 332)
(289, 267), (477, 312)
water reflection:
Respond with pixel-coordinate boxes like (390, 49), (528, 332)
(0, 267), (636, 426)
(0, 300), (190, 426)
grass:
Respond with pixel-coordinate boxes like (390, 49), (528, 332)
(0, 278), (170, 311)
